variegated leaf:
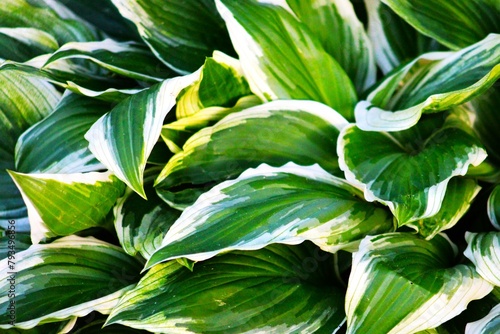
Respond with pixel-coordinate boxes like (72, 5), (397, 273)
(147, 163), (393, 268)
(355, 34), (500, 131)
(382, 0), (500, 50)
(44, 39), (174, 83)
(339, 110), (487, 226)
(464, 232), (500, 287)
(286, 0), (376, 92)
(155, 100), (348, 191)
(8, 171), (125, 244)
(216, 0), (357, 120)
(466, 303), (500, 334)
(110, 0), (235, 73)
(487, 185), (500, 230)
(85, 72), (199, 198)
(0, 28), (58, 62)
(0, 236), (142, 330)
(15, 92), (109, 174)
(108, 244), (346, 333)
(346, 233), (493, 334)
(0, 69), (61, 231)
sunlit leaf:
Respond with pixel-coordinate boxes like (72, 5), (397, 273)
(355, 34), (500, 131)
(286, 0), (376, 92)
(8, 171), (125, 244)
(346, 233), (493, 334)
(216, 0), (357, 119)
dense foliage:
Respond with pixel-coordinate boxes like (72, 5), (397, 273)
(1, 0), (500, 333)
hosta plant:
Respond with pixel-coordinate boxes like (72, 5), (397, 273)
(1, 0), (500, 333)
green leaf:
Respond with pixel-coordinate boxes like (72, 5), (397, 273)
(8, 171), (125, 244)
(0, 235), (142, 330)
(176, 52), (252, 119)
(346, 233), (493, 334)
(155, 99), (348, 190)
(466, 303), (500, 334)
(487, 185), (500, 230)
(286, 0), (376, 92)
(71, 318), (151, 334)
(15, 92), (109, 174)
(0, 69), (61, 231)
(216, 0), (357, 120)
(0, 28), (58, 62)
(0, 0), (97, 45)
(107, 244), (346, 333)
(110, 0), (235, 74)
(147, 162), (393, 268)
(408, 177), (481, 239)
(365, 0), (444, 74)
(338, 110), (487, 226)
(464, 232), (500, 287)
(114, 183), (181, 259)
(162, 95), (261, 154)
(85, 72), (199, 198)
(44, 39), (175, 83)
(382, 0), (500, 50)
(471, 84), (500, 166)
(355, 34), (500, 131)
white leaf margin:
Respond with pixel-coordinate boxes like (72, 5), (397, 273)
(8, 170), (119, 244)
(85, 70), (200, 198)
(0, 236), (136, 330)
(465, 303), (500, 334)
(337, 124), (487, 224)
(464, 232), (500, 286)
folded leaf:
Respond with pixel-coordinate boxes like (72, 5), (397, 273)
(110, 0), (235, 73)
(487, 185), (500, 230)
(216, 0), (357, 119)
(355, 34), (500, 131)
(175, 52), (251, 119)
(464, 232), (500, 287)
(338, 110), (487, 226)
(155, 99), (348, 190)
(108, 244), (346, 333)
(0, 235), (142, 329)
(147, 163), (393, 268)
(0, 27), (58, 62)
(0, 69), (61, 231)
(382, 0), (500, 50)
(286, 0), (375, 92)
(365, 0), (444, 74)
(85, 71), (199, 198)
(9, 171), (125, 244)
(408, 177), (481, 239)
(465, 303), (500, 334)
(44, 39), (175, 83)
(346, 233), (493, 334)
(0, 0), (97, 45)
(15, 92), (109, 173)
